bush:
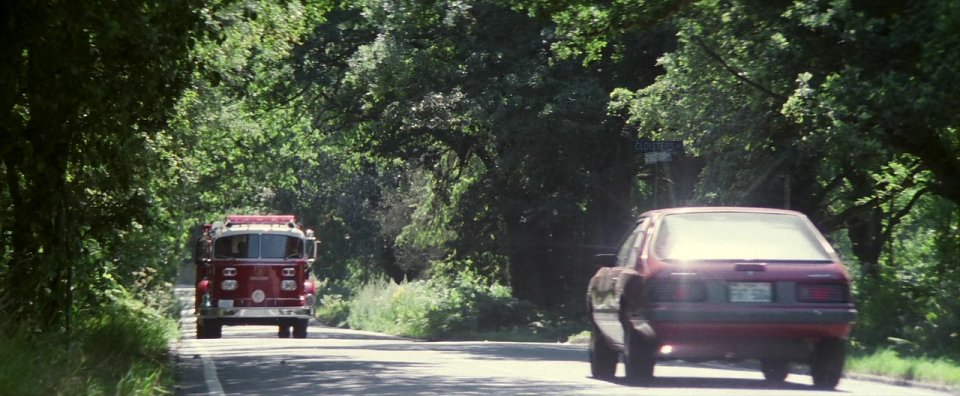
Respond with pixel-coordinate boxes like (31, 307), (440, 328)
(314, 278), (354, 327)
(344, 269), (540, 339)
(0, 291), (176, 395)
(316, 293), (352, 327)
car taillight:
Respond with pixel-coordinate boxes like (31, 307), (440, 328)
(648, 281), (706, 302)
(797, 283), (848, 303)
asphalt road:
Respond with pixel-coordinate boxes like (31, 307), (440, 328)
(172, 287), (950, 396)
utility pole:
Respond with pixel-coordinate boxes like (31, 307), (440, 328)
(784, 174), (791, 210)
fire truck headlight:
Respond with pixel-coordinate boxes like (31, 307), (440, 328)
(281, 280), (297, 291)
(223, 267), (237, 277)
(221, 280), (238, 291)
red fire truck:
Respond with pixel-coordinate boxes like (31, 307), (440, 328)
(194, 215), (318, 339)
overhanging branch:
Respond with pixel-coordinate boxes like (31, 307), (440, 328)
(693, 36), (787, 102)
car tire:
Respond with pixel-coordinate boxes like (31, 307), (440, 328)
(810, 338), (846, 389)
(278, 325), (291, 338)
(293, 319), (309, 339)
(624, 330), (656, 383)
(589, 322), (617, 379)
(761, 359), (789, 382)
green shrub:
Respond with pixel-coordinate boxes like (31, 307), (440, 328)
(344, 269), (541, 339)
(316, 293), (352, 327)
(0, 291), (176, 395)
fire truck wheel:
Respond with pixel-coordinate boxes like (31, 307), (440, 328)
(198, 319), (222, 339)
(278, 325), (291, 338)
(293, 319), (309, 339)
(208, 320), (222, 339)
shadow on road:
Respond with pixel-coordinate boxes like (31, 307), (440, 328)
(209, 355), (596, 395)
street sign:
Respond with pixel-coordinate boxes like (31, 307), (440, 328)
(635, 139), (684, 155)
(636, 139), (683, 164)
(644, 151), (672, 164)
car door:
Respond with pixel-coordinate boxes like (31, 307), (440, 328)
(591, 218), (648, 341)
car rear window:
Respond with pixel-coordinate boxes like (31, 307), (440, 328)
(653, 212), (832, 262)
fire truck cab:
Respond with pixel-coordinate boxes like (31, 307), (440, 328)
(194, 215), (318, 339)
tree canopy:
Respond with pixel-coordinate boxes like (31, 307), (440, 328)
(1, 0), (956, 358)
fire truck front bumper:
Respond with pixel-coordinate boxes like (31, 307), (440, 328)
(198, 307), (315, 320)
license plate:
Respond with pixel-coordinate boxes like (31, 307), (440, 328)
(217, 299), (234, 308)
(729, 282), (772, 303)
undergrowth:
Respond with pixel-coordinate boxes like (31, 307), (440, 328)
(318, 270), (582, 341)
(0, 289), (176, 395)
(848, 348), (960, 388)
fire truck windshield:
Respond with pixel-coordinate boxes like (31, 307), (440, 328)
(261, 234), (303, 259)
(214, 234), (303, 259)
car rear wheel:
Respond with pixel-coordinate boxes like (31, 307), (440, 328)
(810, 338), (846, 389)
(624, 330), (656, 383)
(761, 359), (789, 382)
(293, 319), (309, 339)
(589, 322), (617, 379)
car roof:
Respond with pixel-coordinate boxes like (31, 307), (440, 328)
(639, 206), (807, 218)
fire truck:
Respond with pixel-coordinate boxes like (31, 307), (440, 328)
(194, 215), (318, 339)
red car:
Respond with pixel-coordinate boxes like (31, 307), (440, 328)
(587, 207), (857, 389)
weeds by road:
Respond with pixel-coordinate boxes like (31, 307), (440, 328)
(847, 348), (960, 390)
(0, 294), (175, 395)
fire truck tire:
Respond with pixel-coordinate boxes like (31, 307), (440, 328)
(278, 325), (291, 338)
(208, 320), (222, 338)
(197, 319), (222, 339)
(293, 319), (309, 339)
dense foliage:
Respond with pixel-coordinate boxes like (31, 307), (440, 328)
(2, 1), (957, 381)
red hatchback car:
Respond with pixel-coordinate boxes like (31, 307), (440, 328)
(587, 207), (857, 389)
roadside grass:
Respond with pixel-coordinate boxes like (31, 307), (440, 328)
(847, 348), (960, 389)
(0, 295), (177, 395)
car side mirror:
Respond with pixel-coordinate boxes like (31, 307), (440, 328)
(594, 253), (618, 268)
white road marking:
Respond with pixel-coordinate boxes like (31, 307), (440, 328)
(199, 342), (225, 396)
(175, 286), (226, 395)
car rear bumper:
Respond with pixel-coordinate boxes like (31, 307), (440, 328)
(625, 306), (857, 360)
(641, 305), (858, 324)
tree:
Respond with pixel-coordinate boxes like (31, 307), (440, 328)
(0, 0), (204, 330)
(541, 0), (958, 278)
(288, 0), (670, 306)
